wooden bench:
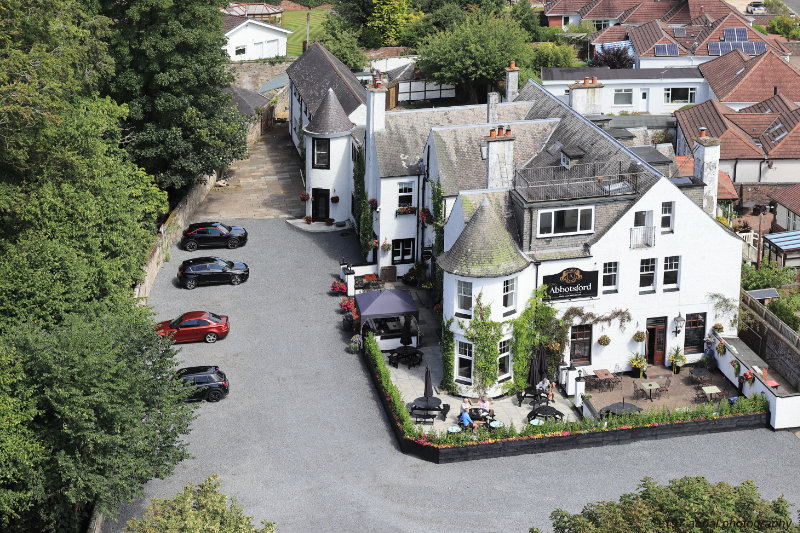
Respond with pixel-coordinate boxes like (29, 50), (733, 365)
(411, 409), (437, 425)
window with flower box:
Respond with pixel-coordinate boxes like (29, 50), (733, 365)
(456, 340), (473, 384)
(398, 182), (413, 207)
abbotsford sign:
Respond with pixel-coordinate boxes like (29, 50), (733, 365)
(543, 268), (598, 300)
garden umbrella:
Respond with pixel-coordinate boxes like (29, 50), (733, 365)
(599, 401), (642, 416)
(527, 353), (540, 390)
(539, 344), (549, 380)
(400, 316), (413, 347)
(424, 365), (433, 400)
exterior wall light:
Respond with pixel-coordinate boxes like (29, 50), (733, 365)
(673, 313), (685, 336)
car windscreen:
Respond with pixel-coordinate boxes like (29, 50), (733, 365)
(207, 312), (222, 323)
(169, 315), (184, 328)
(225, 261), (234, 269)
(218, 223), (231, 233)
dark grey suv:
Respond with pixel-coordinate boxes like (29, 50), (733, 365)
(178, 366), (230, 402)
(177, 257), (249, 289)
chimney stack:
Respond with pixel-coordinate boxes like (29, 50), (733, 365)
(693, 129), (721, 217)
(505, 61), (519, 101)
(774, 85), (779, 95)
(485, 127), (515, 189)
(584, 76), (590, 85)
(591, 76), (598, 84)
(487, 92), (499, 123)
(567, 77), (604, 115)
(700, 5), (704, 13)
(365, 81), (387, 200)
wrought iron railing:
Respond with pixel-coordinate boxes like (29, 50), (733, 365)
(514, 161), (640, 202)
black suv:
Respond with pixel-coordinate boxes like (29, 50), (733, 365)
(181, 222), (248, 251)
(177, 257), (249, 289)
(178, 366), (230, 402)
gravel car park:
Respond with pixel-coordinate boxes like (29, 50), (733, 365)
(105, 218), (800, 533)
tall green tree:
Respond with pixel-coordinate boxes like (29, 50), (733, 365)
(3, 304), (195, 532)
(320, 14), (368, 69)
(368, 0), (415, 46)
(510, 0), (541, 40)
(100, 0), (248, 190)
(416, 12), (531, 102)
(127, 476), (275, 533)
(741, 261), (796, 290)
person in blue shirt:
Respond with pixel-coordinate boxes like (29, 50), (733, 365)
(459, 409), (485, 435)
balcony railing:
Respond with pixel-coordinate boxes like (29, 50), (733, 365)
(514, 161), (641, 202)
(630, 226), (655, 248)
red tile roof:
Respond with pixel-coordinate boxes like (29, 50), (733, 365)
(718, 170), (738, 199)
(675, 99), (764, 159)
(676, 155), (694, 177)
(770, 183), (800, 214)
(701, 50), (800, 102)
(546, 0), (594, 15)
(627, 20), (689, 57)
(618, 1), (683, 24)
(690, 13), (789, 57)
(590, 25), (629, 44)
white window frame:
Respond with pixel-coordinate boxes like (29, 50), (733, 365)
(560, 152), (571, 169)
(398, 181), (413, 207)
(503, 278), (517, 312)
(457, 280), (473, 314)
(661, 201), (674, 231)
(234, 45), (246, 56)
(456, 341), (473, 384)
(613, 89), (633, 106)
(663, 256), (680, 289)
(602, 261), (618, 292)
(498, 339), (511, 380)
(562, 16), (570, 27)
(664, 87), (696, 104)
(537, 207), (594, 237)
(640, 258), (656, 291)
(593, 19), (610, 31)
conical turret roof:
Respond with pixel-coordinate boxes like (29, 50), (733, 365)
(305, 88), (355, 136)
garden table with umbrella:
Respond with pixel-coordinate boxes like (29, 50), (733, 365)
(690, 367), (711, 385)
(516, 346), (547, 406)
(411, 366), (443, 423)
(599, 401), (643, 416)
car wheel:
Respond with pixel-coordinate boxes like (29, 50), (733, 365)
(230, 275), (241, 285)
(226, 238), (239, 249)
(207, 389), (223, 402)
(184, 239), (198, 252)
(204, 332), (218, 343)
(184, 278), (197, 290)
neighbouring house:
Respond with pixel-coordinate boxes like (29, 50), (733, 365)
(222, 2), (285, 25)
(383, 61), (456, 109)
(223, 85), (269, 146)
(770, 184), (800, 232)
(222, 14), (292, 61)
(675, 93), (800, 183)
(365, 47), (416, 72)
(541, 66), (708, 115)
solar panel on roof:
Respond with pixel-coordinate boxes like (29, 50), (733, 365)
(708, 42), (721, 55)
(736, 27), (748, 40)
(673, 27), (686, 37)
(743, 41), (756, 55)
(666, 44), (679, 56)
(655, 44), (679, 56)
(731, 42), (745, 52)
(723, 28), (737, 41)
(754, 41), (767, 54)
(655, 44), (667, 56)
(720, 42), (732, 54)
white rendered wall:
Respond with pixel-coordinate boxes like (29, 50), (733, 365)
(370, 56), (417, 72)
(289, 85), (309, 152)
(638, 56), (715, 69)
(225, 23), (288, 61)
(303, 134), (353, 222)
(376, 175), (420, 275)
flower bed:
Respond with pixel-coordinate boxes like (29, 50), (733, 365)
(361, 333), (769, 463)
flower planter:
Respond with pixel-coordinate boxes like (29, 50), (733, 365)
(331, 196), (339, 203)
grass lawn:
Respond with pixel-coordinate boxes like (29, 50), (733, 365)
(284, 10), (329, 56)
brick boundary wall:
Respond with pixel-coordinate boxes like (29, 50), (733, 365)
(741, 291), (800, 390)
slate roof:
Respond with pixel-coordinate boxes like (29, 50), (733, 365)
(542, 66), (702, 81)
(386, 62), (416, 82)
(286, 43), (366, 116)
(222, 3), (284, 17)
(437, 198), (529, 277)
(374, 102), (535, 178)
(304, 88), (354, 135)
(700, 50), (800, 102)
(676, 95), (800, 159)
(222, 14), (249, 33)
(630, 145), (673, 165)
(223, 85), (268, 116)
(432, 119), (561, 196)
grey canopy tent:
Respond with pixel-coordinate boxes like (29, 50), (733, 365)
(355, 289), (419, 340)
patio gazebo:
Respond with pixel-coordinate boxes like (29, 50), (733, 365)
(355, 289), (419, 350)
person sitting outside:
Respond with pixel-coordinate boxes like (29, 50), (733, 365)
(458, 410), (484, 435)
(477, 396), (494, 420)
(460, 398), (472, 414)
(537, 376), (556, 403)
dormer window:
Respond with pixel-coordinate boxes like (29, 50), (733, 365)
(561, 151), (571, 169)
(560, 145), (586, 169)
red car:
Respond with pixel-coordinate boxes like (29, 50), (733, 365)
(156, 311), (230, 343)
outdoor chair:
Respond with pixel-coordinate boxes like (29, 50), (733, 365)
(440, 404), (450, 421)
(584, 375), (599, 391)
(611, 364), (623, 389)
(658, 377), (671, 398)
(694, 388), (707, 403)
(632, 381), (646, 401)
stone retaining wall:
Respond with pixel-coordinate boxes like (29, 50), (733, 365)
(134, 174), (216, 299)
(230, 60), (294, 92)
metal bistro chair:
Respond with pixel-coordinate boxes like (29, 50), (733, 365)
(658, 376), (671, 398)
(584, 375), (599, 391)
(632, 381), (646, 401)
(611, 364), (623, 390)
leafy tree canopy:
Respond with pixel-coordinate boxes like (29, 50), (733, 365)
(127, 476), (275, 533)
(368, 0), (417, 46)
(100, 0), (249, 190)
(510, 0), (542, 40)
(591, 44), (634, 68)
(416, 12), (531, 102)
(320, 14), (369, 69)
(532, 476), (799, 533)
(741, 261), (796, 290)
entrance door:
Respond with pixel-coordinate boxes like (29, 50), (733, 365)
(311, 188), (329, 222)
(646, 317), (667, 366)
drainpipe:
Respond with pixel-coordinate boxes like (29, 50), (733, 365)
(733, 158), (739, 183)
(758, 157), (767, 183)
(534, 260), (541, 290)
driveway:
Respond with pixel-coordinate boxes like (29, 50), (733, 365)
(102, 218), (800, 532)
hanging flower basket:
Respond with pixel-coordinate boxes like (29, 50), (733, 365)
(300, 192), (310, 202)
(597, 335), (611, 346)
(419, 207), (433, 225)
(632, 331), (647, 343)
(380, 240), (391, 252)
(331, 195), (339, 203)
(303, 215), (312, 224)
(368, 199), (378, 211)
(741, 369), (755, 386)
(712, 323), (724, 333)
(371, 239), (379, 249)
(730, 359), (740, 377)
(716, 341), (727, 355)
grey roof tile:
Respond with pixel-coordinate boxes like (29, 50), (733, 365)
(374, 102), (535, 178)
(223, 85), (268, 116)
(286, 43), (366, 116)
(305, 88), (354, 135)
(437, 198), (529, 277)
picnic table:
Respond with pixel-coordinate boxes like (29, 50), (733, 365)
(528, 405), (563, 422)
(702, 385), (722, 401)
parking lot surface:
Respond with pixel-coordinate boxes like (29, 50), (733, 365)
(105, 218), (800, 532)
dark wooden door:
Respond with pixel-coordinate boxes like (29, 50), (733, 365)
(646, 317), (667, 366)
(311, 188), (329, 222)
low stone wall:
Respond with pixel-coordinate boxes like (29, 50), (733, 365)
(247, 118), (262, 147)
(230, 60), (294, 92)
(134, 174), (216, 299)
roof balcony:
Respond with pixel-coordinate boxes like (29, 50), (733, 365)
(514, 161), (641, 203)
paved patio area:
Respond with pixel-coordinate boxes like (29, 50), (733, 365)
(585, 366), (739, 413)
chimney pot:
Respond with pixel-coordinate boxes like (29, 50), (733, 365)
(510, 60), (516, 69)
(376, 79), (382, 88)
(505, 127), (512, 136)
(700, 5), (704, 12)
(700, 127), (707, 137)
(489, 129), (496, 138)
(584, 76), (590, 85)
(591, 76), (598, 84)
(496, 125), (504, 136)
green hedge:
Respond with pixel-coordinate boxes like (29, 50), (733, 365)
(364, 333), (413, 433)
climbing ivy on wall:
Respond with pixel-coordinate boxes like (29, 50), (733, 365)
(359, 198), (373, 259)
(352, 145), (365, 233)
(509, 287), (567, 393)
(561, 307), (632, 330)
(439, 316), (457, 394)
(459, 293), (503, 394)
(429, 178), (445, 301)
